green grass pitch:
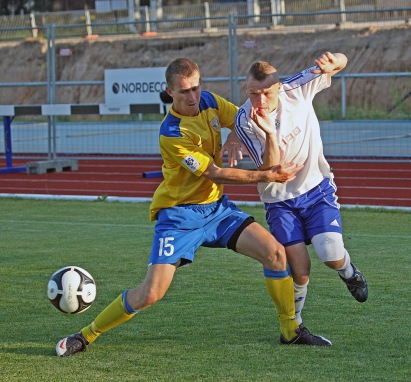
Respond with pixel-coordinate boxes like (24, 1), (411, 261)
(0, 197), (410, 381)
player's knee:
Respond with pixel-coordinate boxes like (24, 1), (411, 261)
(293, 274), (309, 286)
(311, 232), (346, 263)
(324, 258), (345, 270)
(129, 285), (165, 310)
(264, 245), (287, 270)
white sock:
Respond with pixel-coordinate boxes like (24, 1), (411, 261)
(294, 280), (309, 326)
(337, 251), (354, 279)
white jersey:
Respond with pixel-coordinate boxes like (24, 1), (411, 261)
(235, 67), (334, 203)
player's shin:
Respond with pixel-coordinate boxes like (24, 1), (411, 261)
(81, 291), (136, 344)
(263, 268), (299, 341)
(294, 280), (309, 325)
(337, 251), (354, 279)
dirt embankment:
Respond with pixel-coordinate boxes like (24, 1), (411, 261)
(0, 25), (410, 115)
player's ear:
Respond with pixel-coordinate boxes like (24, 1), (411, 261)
(166, 87), (173, 98)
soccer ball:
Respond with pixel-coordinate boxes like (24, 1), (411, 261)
(47, 266), (96, 314)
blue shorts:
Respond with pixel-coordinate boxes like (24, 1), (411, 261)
(265, 178), (342, 247)
(148, 195), (253, 266)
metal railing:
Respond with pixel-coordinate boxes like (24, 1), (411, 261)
(1, 1), (411, 40)
(0, 7), (410, 162)
(1, 10), (410, 116)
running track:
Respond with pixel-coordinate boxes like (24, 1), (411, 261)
(1, 159), (410, 208)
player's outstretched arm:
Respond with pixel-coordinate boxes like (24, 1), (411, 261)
(311, 52), (348, 77)
(203, 161), (303, 184)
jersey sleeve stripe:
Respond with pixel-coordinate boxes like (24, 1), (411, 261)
(235, 109), (263, 168)
(282, 66), (322, 92)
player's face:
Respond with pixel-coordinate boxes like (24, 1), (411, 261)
(167, 73), (202, 117)
(246, 74), (281, 113)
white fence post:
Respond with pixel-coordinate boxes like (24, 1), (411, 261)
(247, 0), (260, 26)
(85, 9), (93, 36)
(150, 0), (157, 31)
(340, 0), (347, 24)
(30, 12), (38, 38)
(127, 0), (136, 33)
(270, 0), (284, 27)
(144, 6), (150, 33)
(204, 2), (211, 30)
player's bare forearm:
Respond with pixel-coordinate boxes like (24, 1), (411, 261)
(311, 52), (348, 76)
(249, 107), (282, 170)
(203, 162), (303, 184)
(259, 134), (281, 170)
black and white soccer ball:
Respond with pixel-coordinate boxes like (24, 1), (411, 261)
(47, 266), (96, 314)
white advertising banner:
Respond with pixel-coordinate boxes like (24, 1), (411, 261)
(0, 105), (15, 116)
(104, 67), (167, 105)
(41, 104), (71, 116)
(99, 104), (130, 115)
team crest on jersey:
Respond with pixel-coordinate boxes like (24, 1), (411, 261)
(209, 117), (221, 132)
(275, 120), (280, 130)
(182, 154), (201, 172)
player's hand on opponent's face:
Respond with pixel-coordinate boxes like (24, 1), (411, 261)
(270, 162), (303, 183)
(220, 130), (248, 167)
(250, 107), (275, 135)
(312, 51), (339, 74)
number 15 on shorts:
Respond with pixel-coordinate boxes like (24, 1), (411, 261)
(158, 237), (175, 257)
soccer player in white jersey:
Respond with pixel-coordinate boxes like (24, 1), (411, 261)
(234, 52), (368, 327)
(55, 58), (332, 357)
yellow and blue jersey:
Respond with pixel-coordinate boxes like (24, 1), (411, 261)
(150, 91), (238, 221)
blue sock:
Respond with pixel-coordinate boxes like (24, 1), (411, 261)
(121, 290), (138, 314)
(263, 265), (291, 279)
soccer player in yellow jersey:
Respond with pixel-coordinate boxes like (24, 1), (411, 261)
(56, 58), (331, 357)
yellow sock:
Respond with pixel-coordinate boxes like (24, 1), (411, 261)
(81, 294), (135, 344)
(264, 275), (298, 341)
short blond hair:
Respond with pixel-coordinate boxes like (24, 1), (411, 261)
(166, 58), (200, 88)
(246, 61), (279, 83)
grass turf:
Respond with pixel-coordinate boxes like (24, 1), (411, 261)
(0, 198), (410, 381)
